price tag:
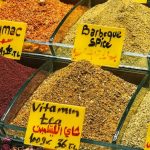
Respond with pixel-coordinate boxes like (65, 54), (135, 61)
(133, 0), (147, 3)
(144, 124), (150, 150)
(24, 100), (85, 149)
(72, 24), (125, 68)
(0, 20), (27, 60)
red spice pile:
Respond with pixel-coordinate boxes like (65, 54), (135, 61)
(0, 56), (35, 118)
(0, 0), (73, 41)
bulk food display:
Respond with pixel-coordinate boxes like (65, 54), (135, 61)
(0, 59), (148, 150)
(1, 0), (150, 150)
(9, 61), (137, 142)
(52, 0), (150, 68)
(113, 79), (150, 150)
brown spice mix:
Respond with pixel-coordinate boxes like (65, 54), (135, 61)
(11, 61), (136, 142)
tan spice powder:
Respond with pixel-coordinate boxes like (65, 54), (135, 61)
(56, 0), (150, 57)
(11, 61), (136, 142)
(121, 90), (150, 149)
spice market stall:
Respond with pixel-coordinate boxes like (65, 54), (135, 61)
(0, 58), (149, 149)
(1, 0), (150, 150)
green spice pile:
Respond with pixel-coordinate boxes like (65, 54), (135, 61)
(57, 0), (150, 57)
(121, 90), (150, 148)
(11, 61), (136, 142)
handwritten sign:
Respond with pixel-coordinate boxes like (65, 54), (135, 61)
(0, 20), (27, 60)
(24, 100), (85, 149)
(133, 0), (147, 3)
(72, 24), (125, 68)
(144, 124), (150, 150)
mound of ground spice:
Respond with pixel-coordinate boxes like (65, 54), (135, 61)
(0, 0), (73, 41)
(57, 0), (150, 57)
(0, 0), (86, 53)
(121, 90), (150, 148)
(11, 61), (136, 142)
(0, 56), (35, 118)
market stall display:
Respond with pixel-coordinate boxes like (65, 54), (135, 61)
(0, 0), (150, 149)
(8, 61), (137, 142)
(0, 56), (35, 118)
(53, 0), (150, 68)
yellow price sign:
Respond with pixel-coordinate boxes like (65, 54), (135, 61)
(0, 20), (27, 60)
(73, 24), (126, 68)
(24, 100), (85, 149)
(133, 0), (147, 3)
(144, 124), (150, 150)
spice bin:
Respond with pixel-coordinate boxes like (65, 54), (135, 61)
(49, 0), (150, 70)
(0, 58), (148, 149)
(23, 0), (88, 54)
(0, 56), (54, 146)
(0, 0), (87, 54)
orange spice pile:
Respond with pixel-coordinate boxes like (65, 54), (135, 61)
(0, 0), (74, 52)
(0, 0), (73, 41)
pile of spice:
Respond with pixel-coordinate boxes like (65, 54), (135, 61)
(0, 56), (35, 118)
(11, 61), (136, 142)
(57, 0), (150, 58)
(121, 90), (150, 148)
(0, 0), (86, 53)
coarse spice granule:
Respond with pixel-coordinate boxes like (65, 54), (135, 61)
(57, 0), (150, 57)
(0, 56), (35, 118)
(121, 90), (150, 149)
(11, 61), (136, 142)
